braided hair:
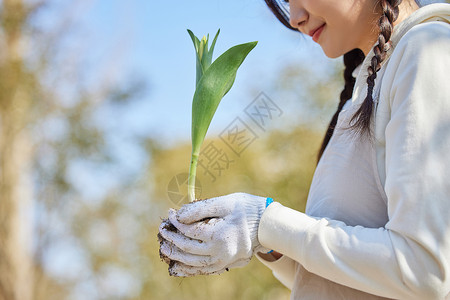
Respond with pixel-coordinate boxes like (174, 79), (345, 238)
(265, 0), (402, 160)
(318, 49), (365, 160)
(349, 0), (402, 138)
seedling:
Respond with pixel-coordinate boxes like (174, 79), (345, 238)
(186, 29), (257, 202)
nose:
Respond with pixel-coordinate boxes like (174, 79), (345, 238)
(289, 3), (308, 31)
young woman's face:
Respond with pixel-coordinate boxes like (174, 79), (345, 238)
(288, 0), (381, 58)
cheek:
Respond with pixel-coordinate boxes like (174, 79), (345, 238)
(320, 27), (349, 58)
(302, 0), (318, 11)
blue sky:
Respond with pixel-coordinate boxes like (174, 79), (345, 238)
(78, 0), (326, 146)
(51, 0), (445, 148)
(39, 1), (446, 298)
(34, 0), (330, 207)
(49, 0), (447, 203)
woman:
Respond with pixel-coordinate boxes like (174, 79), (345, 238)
(159, 0), (450, 299)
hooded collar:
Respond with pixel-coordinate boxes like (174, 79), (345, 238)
(351, 3), (450, 102)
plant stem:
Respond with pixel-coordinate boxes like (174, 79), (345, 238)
(187, 152), (199, 202)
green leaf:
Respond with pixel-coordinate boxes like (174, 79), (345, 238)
(187, 29), (200, 52)
(191, 41), (257, 157)
(186, 30), (257, 202)
(202, 29), (220, 71)
(187, 29), (204, 86)
(187, 29), (221, 87)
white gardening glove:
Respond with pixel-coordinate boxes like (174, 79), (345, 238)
(158, 193), (273, 277)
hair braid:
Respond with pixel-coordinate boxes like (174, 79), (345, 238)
(349, 0), (401, 136)
(318, 49), (365, 160)
(263, 0), (403, 160)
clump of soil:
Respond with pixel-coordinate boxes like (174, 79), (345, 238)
(192, 198), (207, 203)
(158, 212), (213, 277)
(200, 217), (213, 224)
(159, 247), (172, 265)
(158, 218), (177, 275)
(162, 218), (178, 232)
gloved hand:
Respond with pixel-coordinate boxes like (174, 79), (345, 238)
(158, 193), (273, 277)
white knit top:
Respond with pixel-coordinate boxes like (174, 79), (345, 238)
(257, 4), (450, 299)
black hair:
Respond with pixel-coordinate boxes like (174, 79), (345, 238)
(264, 0), (402, 161)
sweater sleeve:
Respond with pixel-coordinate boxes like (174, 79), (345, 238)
(255, 253), (297, 290)
(258, 22), (450, 300)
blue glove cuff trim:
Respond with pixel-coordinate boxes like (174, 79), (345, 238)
(265, 197), (274, 208)
(264, 198), (274, 254)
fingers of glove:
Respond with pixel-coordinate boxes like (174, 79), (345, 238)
(169, 209), (221, 241)
(226, 257), (252, 269)
(159, 221), (210, 255)
(169, 261), (226, 277)
(177, 195), (233, 224)
(160, 240), (212, 267)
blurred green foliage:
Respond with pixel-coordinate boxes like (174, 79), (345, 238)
(145, 125), (324, 300)
(1, 1), (344, 299)
(145, 57), (343, 298)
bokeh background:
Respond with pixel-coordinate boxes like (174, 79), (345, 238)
(0, 0), (447, 299)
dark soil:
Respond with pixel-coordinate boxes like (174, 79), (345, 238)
(159, 248), (172, 265)
(200, 217), (213, 224)
(162, 219), (178, 232)
(158, 213), (212, 277)
(192, 198), (207, 203)
(158, 219), (179, 276)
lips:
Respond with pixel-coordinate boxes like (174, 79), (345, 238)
(309, 24), (325, 43)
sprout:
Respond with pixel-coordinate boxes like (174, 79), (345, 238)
(186, 29), (257, 202)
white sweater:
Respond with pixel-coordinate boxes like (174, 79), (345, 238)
(257, 3), (450, 299)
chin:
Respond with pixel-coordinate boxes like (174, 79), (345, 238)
(321, 48), (344, 59)
(320, 43), (348, 59)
